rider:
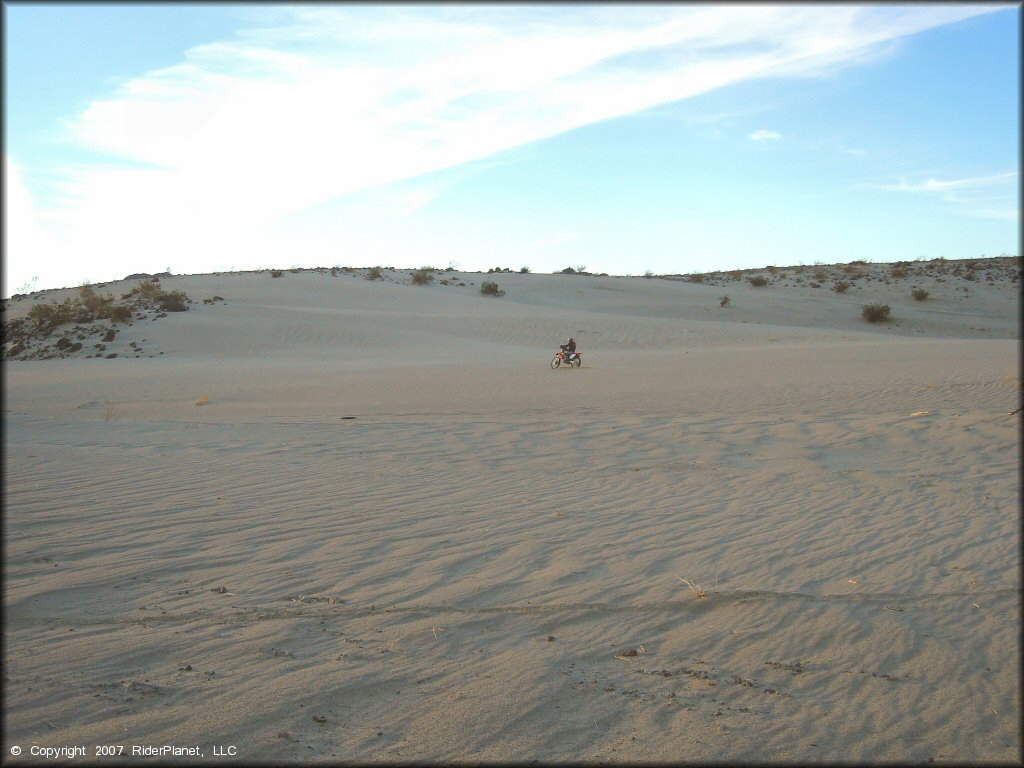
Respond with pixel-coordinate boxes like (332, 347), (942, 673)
(560, 336), (576, 358)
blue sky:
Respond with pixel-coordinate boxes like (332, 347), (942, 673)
(4, 3), (1019, 295)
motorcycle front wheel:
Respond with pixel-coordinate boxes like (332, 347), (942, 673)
(550, 357), (561, 369)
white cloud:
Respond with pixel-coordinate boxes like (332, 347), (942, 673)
(749, 129), (783, 141)
(877, 171), (1018, 194)
(865, 171), (1019, 222)
(7, 4), (1007, 291)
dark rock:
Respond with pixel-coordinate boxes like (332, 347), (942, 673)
(102, 329), (117, 343)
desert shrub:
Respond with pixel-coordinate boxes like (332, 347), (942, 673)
(720, 295), (731, 307)
(766, 265), (778, 274)
(131, 280), (162, 299)
(520, 266), (531, 273)
(862, 303), (891, 323)
(911, 288), (929, 301)
(747, 275), (768, 287)
(27, 298), (77, 329)
(832, 281), (850, 293)
(813, 269), (828, 281)
(27, 302), (57, 328)
(270, 270), (283, 278)
(890, 265), (909, 278)
(78, 285), (117, 318)
(366, 266), (383, 280)
(411, 268), (434, 285)
(109, 305), (133, 323)
(158, 290), (189, 312)
(480, 280), (505, 297)
(688, 273), (704, 283)
(644, 270), (655, 279)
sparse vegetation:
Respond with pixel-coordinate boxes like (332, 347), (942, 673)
(688, 273), (704, 283)
(5, 279), (192, 360)
(862, 303), (891, 323)
(270, 270), (283, 278)
(644, 270), (655, 279)
(108, 305), (133, 323)
(832, 281), (850, 293)
(890, 264), (909, 278)
(411, 268), (435, 285)
(813, 269), (828, 281)
(366, 266), (383, 280)
(747, 275), (768, 287)
(720, 295), (731, 307)
(520, 266), (531, 273)
(911, 288), (929, 301)
(479, 280), (505, 297)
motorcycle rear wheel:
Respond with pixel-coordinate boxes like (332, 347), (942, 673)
(571, 357), (581, 368)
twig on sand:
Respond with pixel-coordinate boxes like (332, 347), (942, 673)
(678, 577), (708, 599)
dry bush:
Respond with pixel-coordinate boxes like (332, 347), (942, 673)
(132, 280), (162, 299)
(79, 285), (114, 317)
(813, 269), (828, 281)
(270, 270), (283, 278)
(911, 288), (929, 301)
(27, 298), (77, 329)
(862, 303), (891, 323)
(747, 275), (768, 287)
(688, 273), (704, 283)
(479, 280), (505, 297)
(411, 268), (434, 285)
(520, 266), (531, 273)
(366, 266), (383, 280)
(158, 290), (189, 312)
(109, 305), (133, 323)
(719, 295), (731, 307)
(890, 265), (909, 278)
(832, 281), (850, 293)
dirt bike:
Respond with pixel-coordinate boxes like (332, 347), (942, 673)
(551, 349), (582, 369)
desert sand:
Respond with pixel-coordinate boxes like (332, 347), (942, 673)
(2, 258), (1020, 764)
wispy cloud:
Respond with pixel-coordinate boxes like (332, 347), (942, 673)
(865, 170), (1019, 222)
(875, 171), (1018, 194)
(6, 4), (1007, 287)
(749, 129), (783, 141)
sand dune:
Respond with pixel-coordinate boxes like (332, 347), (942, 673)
(3, 258), (1020, 763)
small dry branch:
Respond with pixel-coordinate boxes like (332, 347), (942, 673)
(678, 577), (708, 599)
